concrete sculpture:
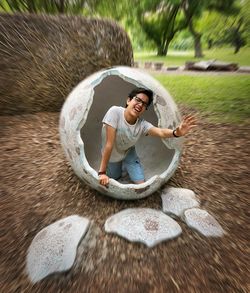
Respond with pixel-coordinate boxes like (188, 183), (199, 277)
(0, 14), (133, 114)
(60, 66), (183, 199)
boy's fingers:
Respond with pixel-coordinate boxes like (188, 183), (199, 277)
(189, 124), (197, 129)
(185, 116), (196, 122)
(184, 114), (195, 120)
(189, 120), (197, 125)
(187, 118), (197, 125)
(99, 177), (109, 186)
(184, 115), (197, 122)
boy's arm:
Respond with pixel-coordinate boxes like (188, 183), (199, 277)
(148, 115), (197, 138)
(98, 124), (116, 186)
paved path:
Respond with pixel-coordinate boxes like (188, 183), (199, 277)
(150, 69), (250, 76)
(136, 64), (250, 76)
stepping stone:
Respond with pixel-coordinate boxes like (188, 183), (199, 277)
(166, 66), (179, 71)
(161, 187), (199, 217)
(26, 215), (90, 283)
(133, 61), (140, 68)
(105, 208), (182, 247)
(153, 62), (164, 70)
(237, 66), (250, 73)
(144, 62), (152, 69)
(183, 208), (224, 237)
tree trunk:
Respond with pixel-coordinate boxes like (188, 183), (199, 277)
(157, 48), (164, 56)
(55, 0), (65, 13)
(188, 21), (203, 58)
(208, 39), (213, 49)
(233, 18), (244, 54)
(59, 0), (65, 13)
(156, 5), (179, 56)
(183, 3), (204, 58)
(194, 33), (203, 57)
(157, 37), (172, 56)
(234, 47), (239, 54)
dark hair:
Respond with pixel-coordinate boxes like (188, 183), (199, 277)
(126, 87), (153, 108)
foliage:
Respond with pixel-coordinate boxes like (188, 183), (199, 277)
(180, 0), (240, 57)
(241, 0), (250, 44)
(181, 0), (204, 57)
(93, 0), (128, 19)
(130, 0), (241, 56)
(197, 1), (249, 53)
(219, 0), (250, 53)
(171, 29), (194, 50)
(133, 0), (185, 56)
(223, 20), (246, 53)
(0, 0), (98, 14)
(0, 0), (248, 55)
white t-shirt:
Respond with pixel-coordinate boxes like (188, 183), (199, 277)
(102, 106), (153, 162)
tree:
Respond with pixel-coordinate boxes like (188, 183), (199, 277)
(222, 16), (247, 53)
(198, 0), (249, 53)
(181, 0), (204, 57)
(129, 0), (240, 56)
(92, 0), (186, 56)
(132, 0), (187, 56)
(181, 0), (239, 57)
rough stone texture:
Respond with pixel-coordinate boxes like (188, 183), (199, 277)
(60, 66), (183, 199)
(161, 187), (200, 217)
(105, 208), (182, 247)
(183, 208), (224, 237)
(26, 215), (90, 283)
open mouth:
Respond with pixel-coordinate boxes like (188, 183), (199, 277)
(134, 106), (142, 113)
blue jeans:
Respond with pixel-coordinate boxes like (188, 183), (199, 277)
(107, 147), (145, 182)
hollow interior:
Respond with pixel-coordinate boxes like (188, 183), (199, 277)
(81, 75), (175, 183)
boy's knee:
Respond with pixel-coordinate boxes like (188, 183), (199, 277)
(133, 180), (145, 184)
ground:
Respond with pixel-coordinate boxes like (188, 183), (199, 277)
(0, 106), (249, 293)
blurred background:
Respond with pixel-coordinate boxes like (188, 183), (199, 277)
(1, 0), (250, 57)
(1, 0), (249, 123)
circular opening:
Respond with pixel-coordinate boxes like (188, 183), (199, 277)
(80, 74), (175, 185)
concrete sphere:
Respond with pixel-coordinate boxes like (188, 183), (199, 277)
(59, 66), (183, 200)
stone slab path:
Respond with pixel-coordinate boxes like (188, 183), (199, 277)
(161, 187), (200, 217)
(105, 208), (182, 247)
(26, 187), (225, 283)
(26, 215), (90, 283)
(135, 62), (250, 75)
(183, 208), (225, 237)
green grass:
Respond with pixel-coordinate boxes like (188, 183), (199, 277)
(153, 74), (250, 124)
(135, 47), (250, 66)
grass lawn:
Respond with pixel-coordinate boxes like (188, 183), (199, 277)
(135, 47), (250, 66)
(153, 73), (250, 124)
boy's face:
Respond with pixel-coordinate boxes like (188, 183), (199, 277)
(126, 93), (149, 118)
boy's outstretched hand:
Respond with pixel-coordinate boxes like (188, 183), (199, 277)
(176, 115), (197, 136)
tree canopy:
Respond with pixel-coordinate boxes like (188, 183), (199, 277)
(0, 0), (248, 55)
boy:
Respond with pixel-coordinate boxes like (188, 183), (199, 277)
(98, 88), (196, 186)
